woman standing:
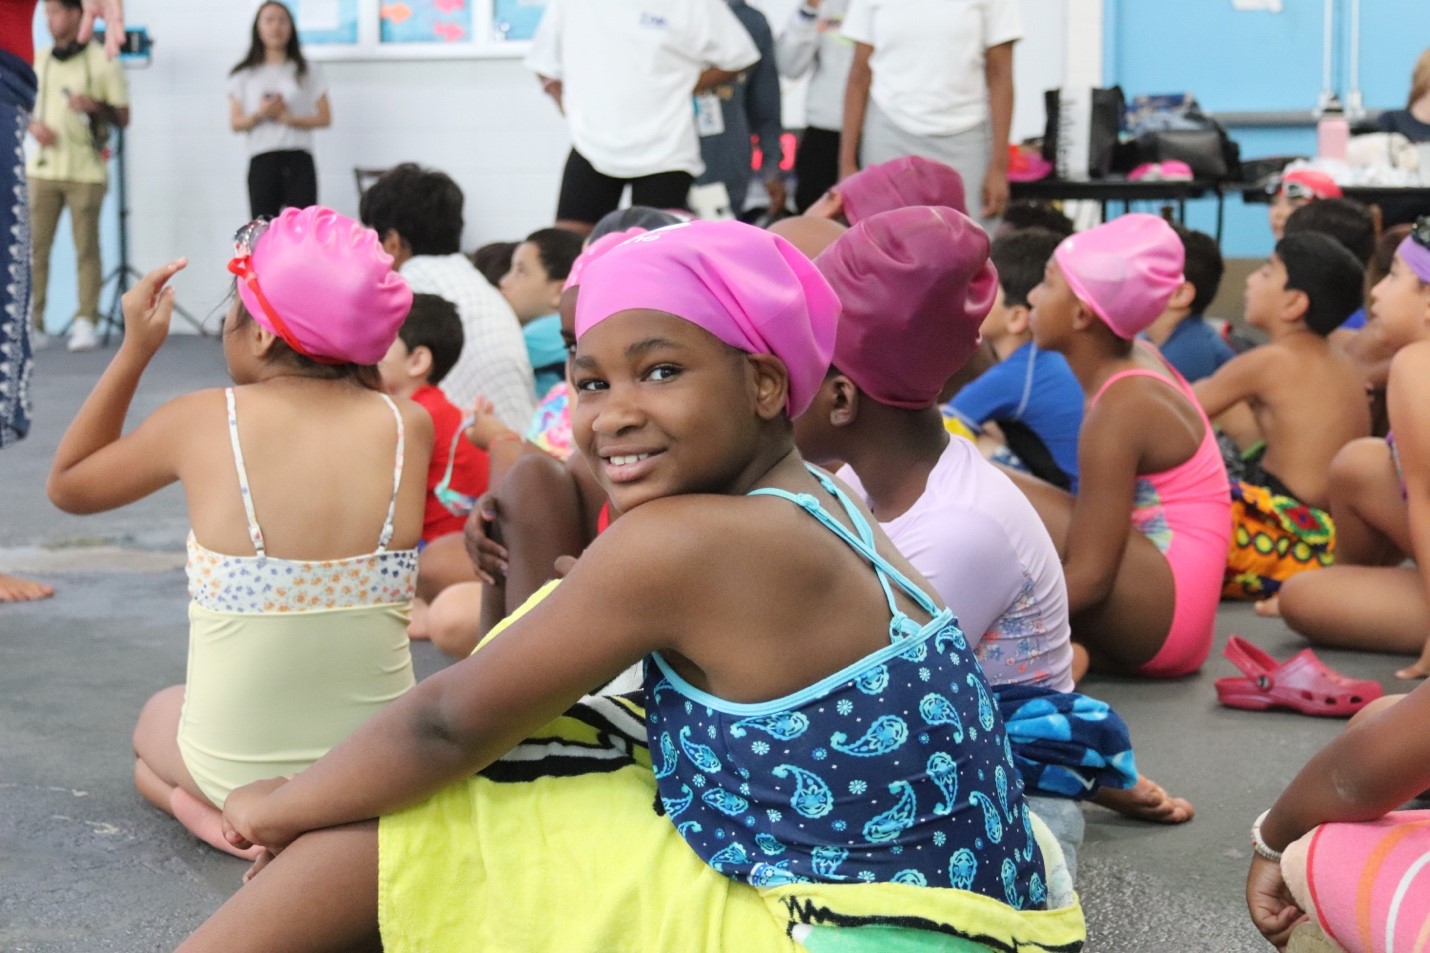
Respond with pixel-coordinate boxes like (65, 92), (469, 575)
(227, 2), (329, 220)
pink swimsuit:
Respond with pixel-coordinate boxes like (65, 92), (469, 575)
(1091, 360), (1231, 677)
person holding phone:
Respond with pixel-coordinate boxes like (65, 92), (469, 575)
(228, 2), (329, 219)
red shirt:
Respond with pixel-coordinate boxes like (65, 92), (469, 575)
(0, 2), (38, 65)
(411, 384), (490, 543)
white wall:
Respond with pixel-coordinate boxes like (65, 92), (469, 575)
(115, 0), (1097, 330)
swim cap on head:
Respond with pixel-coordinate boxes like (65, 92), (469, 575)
(574, 220), (841, 418)
(1052, 213), (1185, 339)
(1279, 168), (1343, 200)
(563, 229), (642, 293)
(766, 215), (848, 260)
(816, 206), (995, 409)
(838, 156), (968, 224)
(1397, 230), (1430, 283)
(229, 206), (411, 365)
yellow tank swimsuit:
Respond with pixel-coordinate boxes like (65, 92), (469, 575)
(177, 388), (417, 807)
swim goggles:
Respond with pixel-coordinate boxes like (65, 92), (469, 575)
(227, 218), (344, 365)
(433, 423), (478, 517)
(1264, 177), (1320, 202)
(1411, 215), (1430, 250)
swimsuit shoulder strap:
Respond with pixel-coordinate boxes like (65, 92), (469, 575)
(375, 393), (405, 553)
(1090, 367), (1180, 407)
(748, 465), (940, 640)
(224, 387), (266, 557)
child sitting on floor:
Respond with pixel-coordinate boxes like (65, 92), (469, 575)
(1011, 214), (1231, 679)
(45, 207), (431, 859)
(1276, 221), (1430, 680)
(1267, 168), (1342, 241)
(179, 221), (1085, 953)
(498, 227), (584, 397)
(804, 154), (966, 224)
(799, 206), (1189, 860)
(943, 227), (1083, 491)
(376, 292), (490, 603)
(1193, 232), (1369, 601)
(1143, 225), (1234, 383)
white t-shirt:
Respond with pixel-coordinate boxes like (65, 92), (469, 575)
(525, 0), (760, 178)
(227, 61), (328, 157)
(841, 0), (1021, 138)
(399, 254), (538, 431)
(837, 438), (1074, 691)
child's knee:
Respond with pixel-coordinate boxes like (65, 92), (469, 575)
(133, 684), (185, 751)
(428, 583), (483, 659)
(497, 454), (575, 530)
(1328, 437), (1390, 498)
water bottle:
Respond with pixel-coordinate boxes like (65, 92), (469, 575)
(1317, 97), (1349, 161)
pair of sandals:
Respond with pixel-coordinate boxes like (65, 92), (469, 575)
(1215, 636), (1383, 717)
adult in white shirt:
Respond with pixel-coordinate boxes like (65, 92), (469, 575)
(228, 2), (330, 219)
(360, 164), (537, 430)
(838, 0), (1019, 227)
(776, 0), (853, 212)
(525, 0), (759, 234)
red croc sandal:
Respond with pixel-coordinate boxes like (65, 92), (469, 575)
(1215, 635), (1384, 717)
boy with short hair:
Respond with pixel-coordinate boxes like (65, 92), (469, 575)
(377, 293), (490, 603)
(1143, 225), (1234, 382)
(944, 227), (1083, 490)
(1193, 232), (1371, 598)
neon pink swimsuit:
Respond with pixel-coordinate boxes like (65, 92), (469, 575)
(1091, 360), (1231, 677)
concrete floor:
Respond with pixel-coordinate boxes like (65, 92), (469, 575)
(0, 338), (1405, 952)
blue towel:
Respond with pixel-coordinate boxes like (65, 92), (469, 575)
(994, 685), (1138, 800)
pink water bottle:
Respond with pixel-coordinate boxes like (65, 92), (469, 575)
(1317, 98), (1349, 161)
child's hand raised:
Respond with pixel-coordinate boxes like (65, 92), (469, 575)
(120, 259), (186, 360)
(463, 396), (519, 451)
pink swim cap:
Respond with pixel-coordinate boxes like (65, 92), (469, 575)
(838, 156), (968, 224)
(1052, 214), (1185, 340)
(816, 206), (995, 409)
(575, 221), (841, 418)
(1279, 168), (1343, 200)
(229, 206), (412, 366)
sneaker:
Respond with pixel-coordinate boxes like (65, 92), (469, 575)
(29, 328), (52, 350)
(67, 317), (99, 352)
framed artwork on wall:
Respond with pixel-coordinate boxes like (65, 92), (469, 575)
(288, 0), (548, 59)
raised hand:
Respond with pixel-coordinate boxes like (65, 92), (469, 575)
(120, 259), (186, 360)
(79, 0), (126, 60)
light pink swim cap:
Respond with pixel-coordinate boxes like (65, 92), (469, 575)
(229, 206), (412, 365)
(838, 156), (968, 223)
(574, 220), (841, 418)
(816, 206), (995, 409)
(1052, 214), (1185, 339)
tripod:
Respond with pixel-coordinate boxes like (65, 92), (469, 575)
(97, 125), (207, 342)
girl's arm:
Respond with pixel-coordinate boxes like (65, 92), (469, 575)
(222, 505), (693, 851)
(1061, 397), (1143, 614)
(229, 95), (259, 133)
(47, 261), (194, 514)
(1248, 680), (1430, 945)
(838, 43), (873, 181)
(282, 93), (331, 130)
(1386, 343), (1430, 678)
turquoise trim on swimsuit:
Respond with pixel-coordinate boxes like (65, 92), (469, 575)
(649, 464), (954, 718)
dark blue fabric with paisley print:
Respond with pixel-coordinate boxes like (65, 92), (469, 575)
(645, 467), (1046, 909)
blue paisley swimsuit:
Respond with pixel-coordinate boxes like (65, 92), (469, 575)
(646, 468), (1046, 909)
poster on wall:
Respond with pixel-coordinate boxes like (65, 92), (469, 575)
(288, 0), (547, 56)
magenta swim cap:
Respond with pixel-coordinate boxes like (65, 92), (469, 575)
(816, 206), (994, 409)
(575, 220), (841, 417)
(1052, 214), (1185, 339)
(838, 156), (968, 224)
(229, 206), (412, 365)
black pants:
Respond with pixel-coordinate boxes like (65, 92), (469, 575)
(555, 148), (692, 227)
(247, 149), (318, 220)
(794, 126), (841, 213)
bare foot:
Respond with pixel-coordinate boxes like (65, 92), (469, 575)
(169, 787), (266, 861)
(1394, 660), (1430, 681)
(0, 573), (54, 603)
(1069, 643), (1089, 686)
(407, 598), (431, 640)
(1091, 774), (1195, 824)
(1254, 595), (1281, 618)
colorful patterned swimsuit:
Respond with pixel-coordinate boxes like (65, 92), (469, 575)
(646, 467), (1046, 909)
